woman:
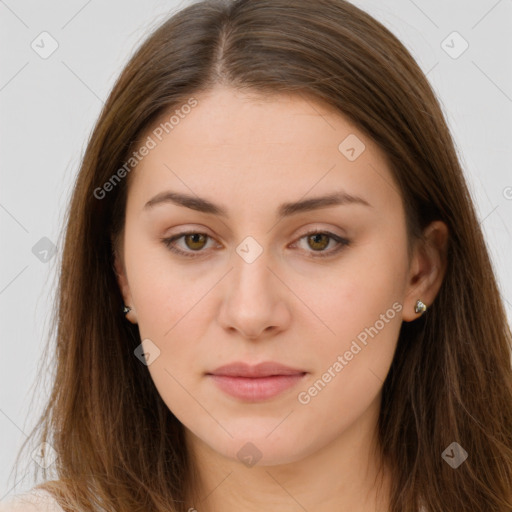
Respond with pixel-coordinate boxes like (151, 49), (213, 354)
(2, 0), (511, 511)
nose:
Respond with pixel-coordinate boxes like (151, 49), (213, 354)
(217, 250), (292, 340)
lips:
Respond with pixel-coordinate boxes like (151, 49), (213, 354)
(206, 361), (307, 401)
(208, 361), (306, 377)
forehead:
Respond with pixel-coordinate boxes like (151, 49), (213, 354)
(126, 85), (401, 216)
(148, 86), (360, 152)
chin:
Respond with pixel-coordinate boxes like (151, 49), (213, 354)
(196, 425), (314, 467)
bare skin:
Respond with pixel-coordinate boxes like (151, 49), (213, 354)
(114, 84), (448, 512)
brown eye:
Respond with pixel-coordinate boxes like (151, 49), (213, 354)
(307, 233), (330, 251)
(162, 229), (349, 260)
(162, 231), (215, 258)
(293, 230), (350, 259)
(183, 233), (208, 251)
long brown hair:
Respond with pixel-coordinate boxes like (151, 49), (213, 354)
(12, 0), (512, 510)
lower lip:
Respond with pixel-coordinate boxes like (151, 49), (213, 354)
(208, 373), (306, 401)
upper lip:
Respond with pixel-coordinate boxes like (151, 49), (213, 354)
(207, 362), (307, 378)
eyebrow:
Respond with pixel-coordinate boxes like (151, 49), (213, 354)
(143, 190), (371, 218)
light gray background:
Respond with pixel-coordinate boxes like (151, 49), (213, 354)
(1, 0), (511, 500)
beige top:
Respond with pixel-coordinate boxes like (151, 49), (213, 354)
(0, 487), (429, 511)
(0, 489), (64, 512)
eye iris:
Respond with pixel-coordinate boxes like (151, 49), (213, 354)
(308, 233), (329, 251)
(185, 233), (207, 250)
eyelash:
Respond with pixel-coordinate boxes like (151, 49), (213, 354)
(160, 229), (350, 259)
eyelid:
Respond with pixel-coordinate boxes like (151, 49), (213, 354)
(288, 229), (350, 258)
(161, 226), (350, 259)
(161, 230), (220, 258)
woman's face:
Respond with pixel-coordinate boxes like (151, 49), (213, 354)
(115, 85), (420, 466)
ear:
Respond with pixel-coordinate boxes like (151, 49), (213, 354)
(112, 236), (138, 325)
(402, 220), (449, 322)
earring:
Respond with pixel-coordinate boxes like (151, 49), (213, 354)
(123, 305), (132, 315)
(414, 299), (427, 315)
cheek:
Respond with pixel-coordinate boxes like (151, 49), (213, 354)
(292, 276), (403, 444)
(123, 231), (204, 333)
(297, 235), (407, 346)
(122, 234), (216, 393)
(294, 234), (408, 399)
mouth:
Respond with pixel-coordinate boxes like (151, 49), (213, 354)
(206, 361), (307, 401)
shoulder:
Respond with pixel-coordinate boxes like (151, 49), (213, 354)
(0, 488), (64, 512)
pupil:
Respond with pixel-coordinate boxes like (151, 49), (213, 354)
(187, 234), (205, 249)
(310, 234), (327, 250)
